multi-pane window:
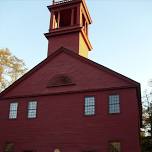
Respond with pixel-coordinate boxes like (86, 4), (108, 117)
(82, 151), (96, 152)
(54, 149), (61, 152)
(28, 101), (37, 118)
(109, 95), (120, 114)
(109, 142), (121, 152)
(84, 96), (95, 116)
(4, 142), (14, 152)
(9, 102), (18, 119)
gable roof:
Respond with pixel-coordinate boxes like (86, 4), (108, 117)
(0, 47), (142, 126)
(0, 47), (140, 99)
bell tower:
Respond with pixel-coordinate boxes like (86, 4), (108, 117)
(45, 0), (92, 58)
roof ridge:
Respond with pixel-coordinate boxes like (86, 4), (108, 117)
(0, 47), (65, 97)
(0, 47), (140, 98)
(62, 48), (140, 86)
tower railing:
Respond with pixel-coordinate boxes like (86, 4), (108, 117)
(52, 0), (73, 5)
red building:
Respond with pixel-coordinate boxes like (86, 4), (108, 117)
(0, 0), (141, 152)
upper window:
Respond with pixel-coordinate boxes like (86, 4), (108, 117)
(84, 96), (95, 116)
(109, 142), (121, 152)
(28, 101), (37, 118)
(54, 12), (59, 29)
(109, 95), (120, 114)
(52, 7), (77, 29)
(47, 74), (74, 87)
(9, 102), (18, 119)
(60, 9), (72, 27)
(82, 13), (88, 35)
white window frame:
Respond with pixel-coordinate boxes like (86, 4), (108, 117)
(84, 96), (95, 116)
(109, 95), (120, 114)
(9, 102), (18, 119)
(28, 101), (37, 119)
(109, 141), (121, 152)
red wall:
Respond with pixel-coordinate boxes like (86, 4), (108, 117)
(48, 33), (79, 56)
(0, 88), (141, 152)
(2, 52), (131, 98)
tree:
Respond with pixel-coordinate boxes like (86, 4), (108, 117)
(141, 90), (152, 152)
(141, 136), (152, 152)
(142, 90), (152, 136)
(0, 48), (27, 92)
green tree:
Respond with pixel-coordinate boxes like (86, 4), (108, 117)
(0, 48), (27, 92)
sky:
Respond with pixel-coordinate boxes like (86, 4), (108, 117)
(0, 0), (152, 93)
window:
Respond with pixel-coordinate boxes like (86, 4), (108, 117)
(47, 74), (74, 87)
(82, 151), (96, 152)
(109, 95), (120, 114)
(54, 149), (61, 152)
(109, 142), (121, 152)
(9, 102), (18, 119)
(84, 96), (95, 116)
(54, 11), (59, 29)
(60, 9), (72, 27)
(82, 13), (88, 35)
(4, 142), (14, 152)
(28, 101), (37, 118)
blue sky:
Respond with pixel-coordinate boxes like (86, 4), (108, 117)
(0, 0), (152, 92)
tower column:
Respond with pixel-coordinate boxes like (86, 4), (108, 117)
(77, 5), (81, 26)
(50, 11), (54, 30)
(71, 8), (74, 26)
(57, 11), (60, 28)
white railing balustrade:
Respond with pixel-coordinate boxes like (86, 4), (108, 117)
(52, 0), (73, 5)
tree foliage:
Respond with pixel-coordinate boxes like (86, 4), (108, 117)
(142, 90), (152, 136)
(142, 90), (152, 151)
(0, 48), (27, 92)
(141, 136), (152, 152)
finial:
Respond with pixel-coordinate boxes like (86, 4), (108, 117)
(52, 0), (55, 4)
